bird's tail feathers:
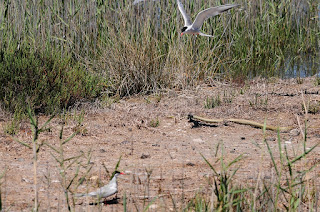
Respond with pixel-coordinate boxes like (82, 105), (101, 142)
(199, 32), (214, 37)
(74, 193), (86, 197)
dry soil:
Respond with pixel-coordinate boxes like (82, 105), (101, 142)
(1, 77), (320, 211)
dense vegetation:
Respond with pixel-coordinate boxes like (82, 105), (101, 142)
(0, 45), (102, 115)
(0, 0), (319, 115)
(0, 1), (319, 210)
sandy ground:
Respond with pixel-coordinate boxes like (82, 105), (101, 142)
(1, 77), (320, 211)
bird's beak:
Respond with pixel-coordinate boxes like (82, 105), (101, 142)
(120, 172), (125, 175)
(180, 32), (183, 37)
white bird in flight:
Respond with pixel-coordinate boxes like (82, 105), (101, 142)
(177, 0), (239, 37)
(75, 171), (125, 199)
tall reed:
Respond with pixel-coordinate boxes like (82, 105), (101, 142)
(0, 0), (319, 102)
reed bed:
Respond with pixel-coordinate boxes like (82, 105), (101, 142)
(0, 0), (319, 113)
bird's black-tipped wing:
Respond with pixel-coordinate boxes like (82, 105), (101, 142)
(177, 0), (192, 26)
(192, 4), (239, 30)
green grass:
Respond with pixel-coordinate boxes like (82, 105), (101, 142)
(204, 90), (234, 108)
(199, 146), (246, 211)
(149, 117), (160, 127)
(183, 124), (320, 211)
(204, 94), (222, 109)
(0, 0), (319, 115)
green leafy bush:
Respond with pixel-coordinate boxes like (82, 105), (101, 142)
(0, 43), (103, 115)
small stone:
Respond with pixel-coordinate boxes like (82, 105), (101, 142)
(100, 149), (106, 153)
(149, 204), (158, 209)
(290, 129), (300, 137)
(21, 178), (29, 183)
(193, 138), (203, 143)
(90, 175), (99, 181)
(266, 137), (276, 141)
(120, 140), (130, 145)
(186, 162), (195, 166)
(141, 153), (150, 159)
(241, 137), (245, 140)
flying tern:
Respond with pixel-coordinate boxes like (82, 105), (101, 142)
(177, 0), (239, 37)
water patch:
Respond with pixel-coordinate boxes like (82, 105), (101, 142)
(281, 55), (320, 79)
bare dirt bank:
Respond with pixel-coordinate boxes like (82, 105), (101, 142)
(1, 77), (320, 211)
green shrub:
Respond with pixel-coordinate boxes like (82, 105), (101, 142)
(0, 43), (103, 115)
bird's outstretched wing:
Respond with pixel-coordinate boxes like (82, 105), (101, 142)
(192, 4), (239, 30)
(177, 0), (192, 26)
(198, 32), (214, 37)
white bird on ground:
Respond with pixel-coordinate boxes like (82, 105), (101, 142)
(177, 0), (239, 37)
(75, 171), (125, 199)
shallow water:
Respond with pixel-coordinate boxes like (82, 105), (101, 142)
(274, 4), (320, 79)
(281, 55), (320, 79)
